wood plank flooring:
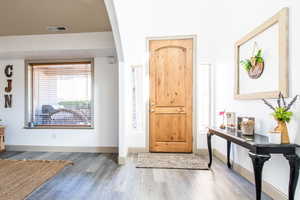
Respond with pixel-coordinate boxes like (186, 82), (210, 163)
(0, 152), (272, 200)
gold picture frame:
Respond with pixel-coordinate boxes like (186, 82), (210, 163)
(234, 8), (289, 100)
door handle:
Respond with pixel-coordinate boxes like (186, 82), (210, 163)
(150, 109), (155, 112)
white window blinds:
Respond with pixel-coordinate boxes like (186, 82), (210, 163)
(28, 62), (93, 127)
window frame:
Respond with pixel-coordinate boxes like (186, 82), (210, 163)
(131, 65), (144, 131)
(24, 58), (95, 129)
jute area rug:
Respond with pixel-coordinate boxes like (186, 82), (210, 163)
(0, 159), (72, 200)
(136, 153), (209, 170)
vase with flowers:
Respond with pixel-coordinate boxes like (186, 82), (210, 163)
(262, 93), (298, 144)
(219, 110), (226, 129)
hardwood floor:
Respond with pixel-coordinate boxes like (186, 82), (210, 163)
(0, 152), (272, 200)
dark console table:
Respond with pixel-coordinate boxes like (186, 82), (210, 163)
(207, 127), (300, 200)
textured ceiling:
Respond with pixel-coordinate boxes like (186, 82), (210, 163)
(0, 0), (111, 36)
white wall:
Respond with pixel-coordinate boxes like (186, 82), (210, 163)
(104, 0), (128, 159)
(0, 32), (116, 59)
(113, 0), (221, 148)
(0, 32), (113, 52)
(0, 32), (119, 148)
(213, 1), (300, 197)
(112, 0), (300, 197)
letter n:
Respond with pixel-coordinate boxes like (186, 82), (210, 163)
(4, 94), (12, 108)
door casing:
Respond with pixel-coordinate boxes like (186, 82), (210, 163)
(145, 35), (198, 153)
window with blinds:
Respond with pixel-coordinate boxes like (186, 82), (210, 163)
(26, 61), (93, 128)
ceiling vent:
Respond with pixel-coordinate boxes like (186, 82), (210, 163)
(47, 26), (67, 32)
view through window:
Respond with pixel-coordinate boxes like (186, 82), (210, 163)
(26, 61), (93, 128)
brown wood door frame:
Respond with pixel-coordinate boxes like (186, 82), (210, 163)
(146, 35), (197, 153)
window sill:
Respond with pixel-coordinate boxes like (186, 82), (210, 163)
(23, 126), (94, 130)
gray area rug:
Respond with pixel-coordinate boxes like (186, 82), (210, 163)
(136, 153), (209, 170)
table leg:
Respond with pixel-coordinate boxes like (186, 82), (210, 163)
(284, 154), (300, 200)
(249, 152), (271, 200)
(207, 133), (213, 168)
(227, 141), (232, 168)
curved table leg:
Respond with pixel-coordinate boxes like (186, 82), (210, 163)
(249, 152), (271, 200)
(284, 154), (300, 200)
(207, 133), (213, 168)
(227, 141), (232, 168)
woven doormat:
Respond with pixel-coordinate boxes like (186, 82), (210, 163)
(136, 153), (209, 170)
(0, 159), (73, 200)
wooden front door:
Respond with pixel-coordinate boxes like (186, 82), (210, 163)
(149, 39), (193, 152)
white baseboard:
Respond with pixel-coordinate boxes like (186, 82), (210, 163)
(118, 156), (126, 165)
(128, 147), (148, 153)
(6, 145), (118, 153)
(213, 149), (287, 200)
(195, 148), (208, 155)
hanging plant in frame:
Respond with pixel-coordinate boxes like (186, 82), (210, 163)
(234, 8), (289, 100)
(240, 42), (265, 79)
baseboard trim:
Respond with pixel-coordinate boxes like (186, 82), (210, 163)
(213, 149), (287, 200)
(213, 148), (233, 164)
(118, 156), (126, 165)
(195, 148), (208, 155)
(6, 145), (118, 153)
(128, 147), (148, 153)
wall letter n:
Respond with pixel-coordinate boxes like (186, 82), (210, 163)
(4, 94), (12, 108)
